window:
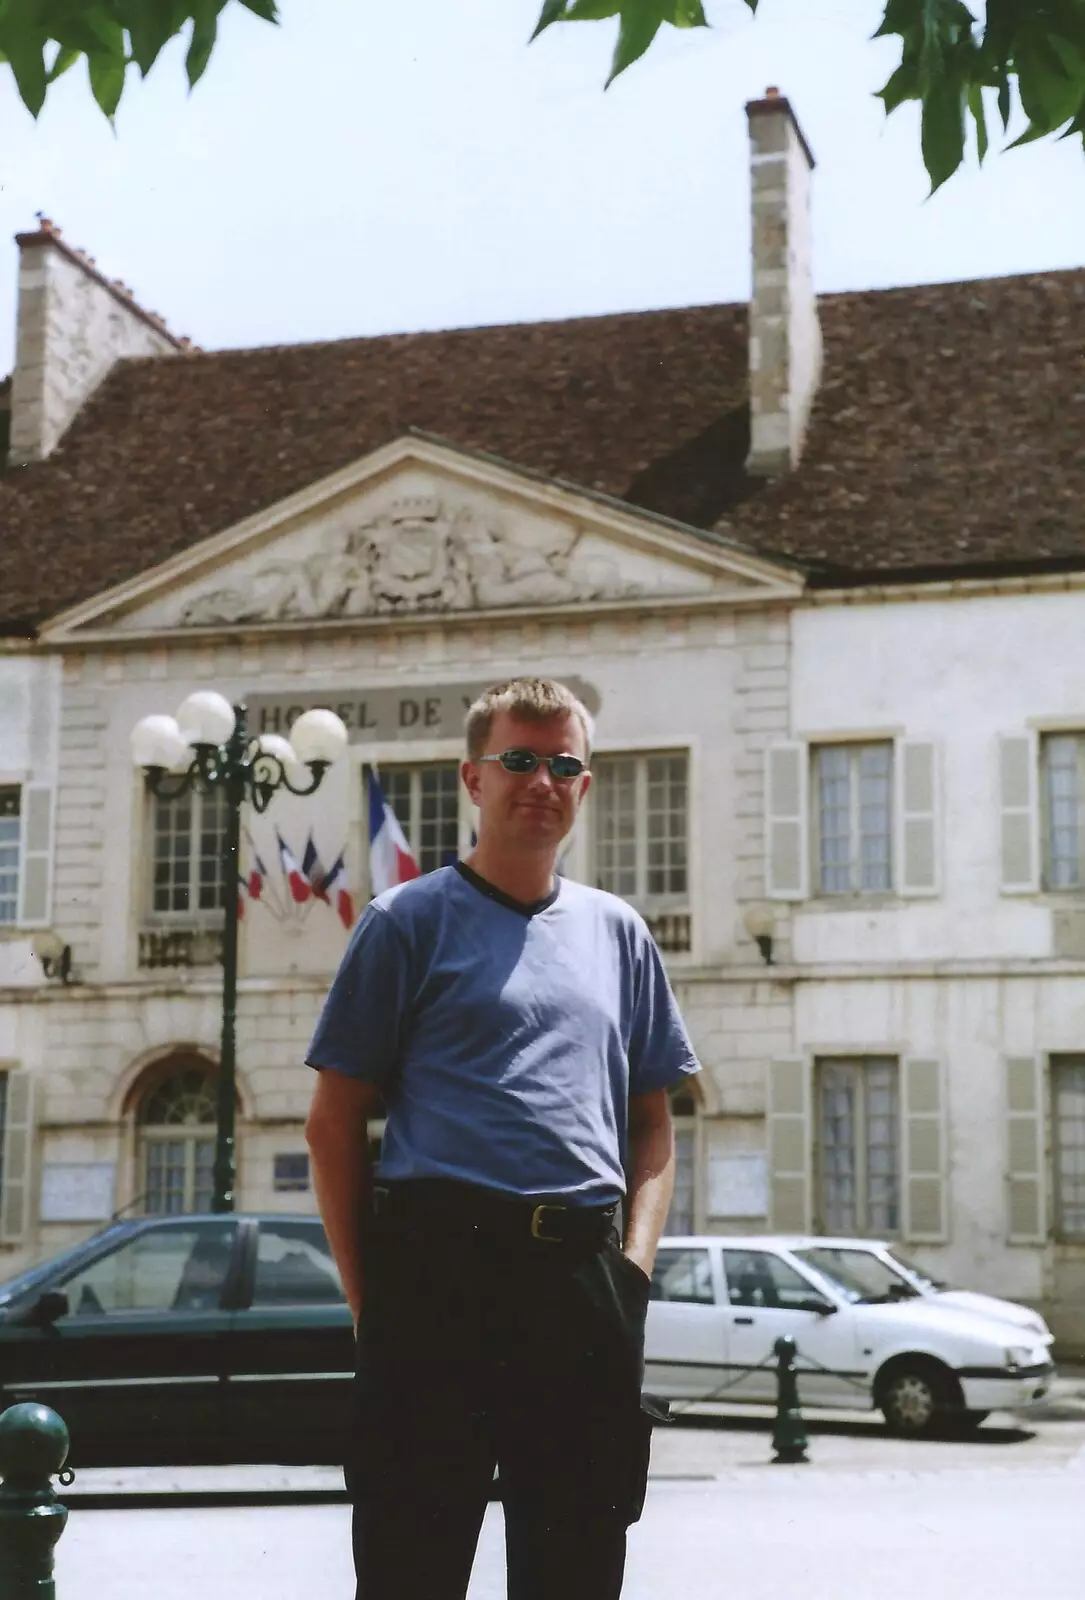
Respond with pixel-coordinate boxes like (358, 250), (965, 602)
(57, 1222), (236, 1316)
(139, 1066), (218, 1215)
(1042, 734), (1085, 889)
(665, 1086), (697, 1234)
(0, 1071), (7, 1205)
(816, 1057), (900, 1235)
(376, 764), (460, 878)
(251, 1220), (345, 1307)
(150, 784), (229, 916)
(722, 1249), (828, 1311)
(273, 1153), (311, 1194)
(1054, 1056), (1085, 1239)
(813, 742), (892, 896)
(592, 753), (688, 906)
(649, 1246), (714, 1305)
(0, 788), (19, 924)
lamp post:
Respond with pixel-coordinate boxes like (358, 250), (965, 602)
(130, 692), (347, 1213)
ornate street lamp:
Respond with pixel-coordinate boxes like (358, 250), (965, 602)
(130, 693), (348, 1213)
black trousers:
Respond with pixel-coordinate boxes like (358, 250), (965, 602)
(347, 1185), (654, 1600)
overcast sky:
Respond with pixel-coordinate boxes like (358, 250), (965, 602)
(0, 0), (1083, 373)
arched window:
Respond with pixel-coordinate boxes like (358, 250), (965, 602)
(138, 1063), (217, 1215)
(666, 1085), (700, 1235)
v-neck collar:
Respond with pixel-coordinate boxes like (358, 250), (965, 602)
(453, 860), (560, 918)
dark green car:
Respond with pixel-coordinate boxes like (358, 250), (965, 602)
(0, 1214), (356, 1466)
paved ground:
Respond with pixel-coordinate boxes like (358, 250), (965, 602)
(54, 1376), (1085, 1600)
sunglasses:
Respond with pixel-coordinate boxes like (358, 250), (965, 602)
(476, 748), (588, 781)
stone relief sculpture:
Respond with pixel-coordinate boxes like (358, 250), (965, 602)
(177, 496), (642, 626)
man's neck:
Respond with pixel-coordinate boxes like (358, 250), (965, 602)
(464, 843), (558, 907)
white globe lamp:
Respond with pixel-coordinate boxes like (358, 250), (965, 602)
(130, 715), (191, 772)
(289, 709), (349, 767)
(176, 691), (236, 748)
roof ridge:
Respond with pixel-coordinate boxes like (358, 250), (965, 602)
(108, 266), (1085, 369)
(15, 216), (196, 351)
(112, 298), (748, 367)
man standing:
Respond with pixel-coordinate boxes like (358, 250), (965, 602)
(306, 677), (699, 1600)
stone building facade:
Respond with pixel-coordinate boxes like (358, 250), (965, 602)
(2, 90), (1084, 1347)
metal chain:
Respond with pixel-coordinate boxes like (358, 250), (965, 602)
(665, 1350), (780, 1416)
(790, 1350), (871, 1394)
(663, 1344), (870, 1417)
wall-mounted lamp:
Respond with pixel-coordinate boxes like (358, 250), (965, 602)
(742, 904), (777, 966)
(32, 929), (73, 983)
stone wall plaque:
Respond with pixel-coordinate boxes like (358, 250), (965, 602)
(40, 1162), (116, 1223)
(707, 1153), (768, 1220)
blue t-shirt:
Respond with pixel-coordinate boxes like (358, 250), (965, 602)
(306, 863), (700, 1205)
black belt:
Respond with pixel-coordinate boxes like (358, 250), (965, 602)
(373, 1179), (618, 1248)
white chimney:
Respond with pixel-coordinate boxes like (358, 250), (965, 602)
(745, 89), (822, 478)
(7, 218), (189, 467)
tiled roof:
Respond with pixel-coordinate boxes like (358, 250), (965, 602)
(730, 271), (1085, 585)
(0, 269), (1082, 631)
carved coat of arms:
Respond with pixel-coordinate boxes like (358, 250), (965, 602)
(177, 496), (637, 628)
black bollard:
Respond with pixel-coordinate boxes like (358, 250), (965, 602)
(771, 1335), (809, 1464)
(0, 1403), (71, 1600)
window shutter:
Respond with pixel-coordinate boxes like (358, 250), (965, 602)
(767, 1057), (810, 1231)
(765, 743), (808, 901)
(17, 784), (55, 928)
(897, 742), (940, 896)
(1006, 1056), (1046, 1244)
(902, 1058), (947, 1242)
(0, 1071), (36, 1244)
(999, 735), (1039, 894)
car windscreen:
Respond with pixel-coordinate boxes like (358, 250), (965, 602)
(792, 1246), (921, 1305)
(0, 1233), (115, 1308)
(883, 1248), (951, 1292)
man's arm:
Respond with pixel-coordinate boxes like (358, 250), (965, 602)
(306, 1070), (384, 1326)
(622, 1087), (675, 1277)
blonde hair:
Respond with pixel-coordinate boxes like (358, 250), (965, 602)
(464, 678), (594, 761)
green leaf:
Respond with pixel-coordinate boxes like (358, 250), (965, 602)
(967, 80), (988, 161)
(238, 0), (278, 19)
(921, 75), (966, 191)
(52, 5), (127, 59)
(0, 23), (48, 115)
(87, 42), (126, 116)
(878, 59), (920, 112)
(564, 0), (621, 18)
(997, 69), (1011, 129)
(606, 2), (665, 84)
(670, 0), (707, 26)
(46, 43), (79, 82)
(1007, 118), (1054, 149)
(531, 0), (569, 40)
(126, 0), (185, 75)
(1016, 30), (1080, 130)
(873, 0), (915, 40)
(186, 0), (220, 87)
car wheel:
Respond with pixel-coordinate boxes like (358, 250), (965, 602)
(880, 1366), (948, 1435)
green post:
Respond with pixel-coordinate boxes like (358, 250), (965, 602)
(211, 704), (247, 1216)
(771, 1335), (809, 1464)
(0, 1403), (70, 1600)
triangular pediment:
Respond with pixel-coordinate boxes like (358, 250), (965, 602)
(40, 435), (804, 643)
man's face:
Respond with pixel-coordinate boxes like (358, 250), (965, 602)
(462, 710), (592, 852)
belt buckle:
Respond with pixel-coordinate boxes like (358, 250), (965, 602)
(530, 1203), (566, 1243)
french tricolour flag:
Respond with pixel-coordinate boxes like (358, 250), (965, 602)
(276, 832), (312, 904)
(322, 851), (355, 929)
(367, 768), (420, 896)
(302, 832), (329, 902)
